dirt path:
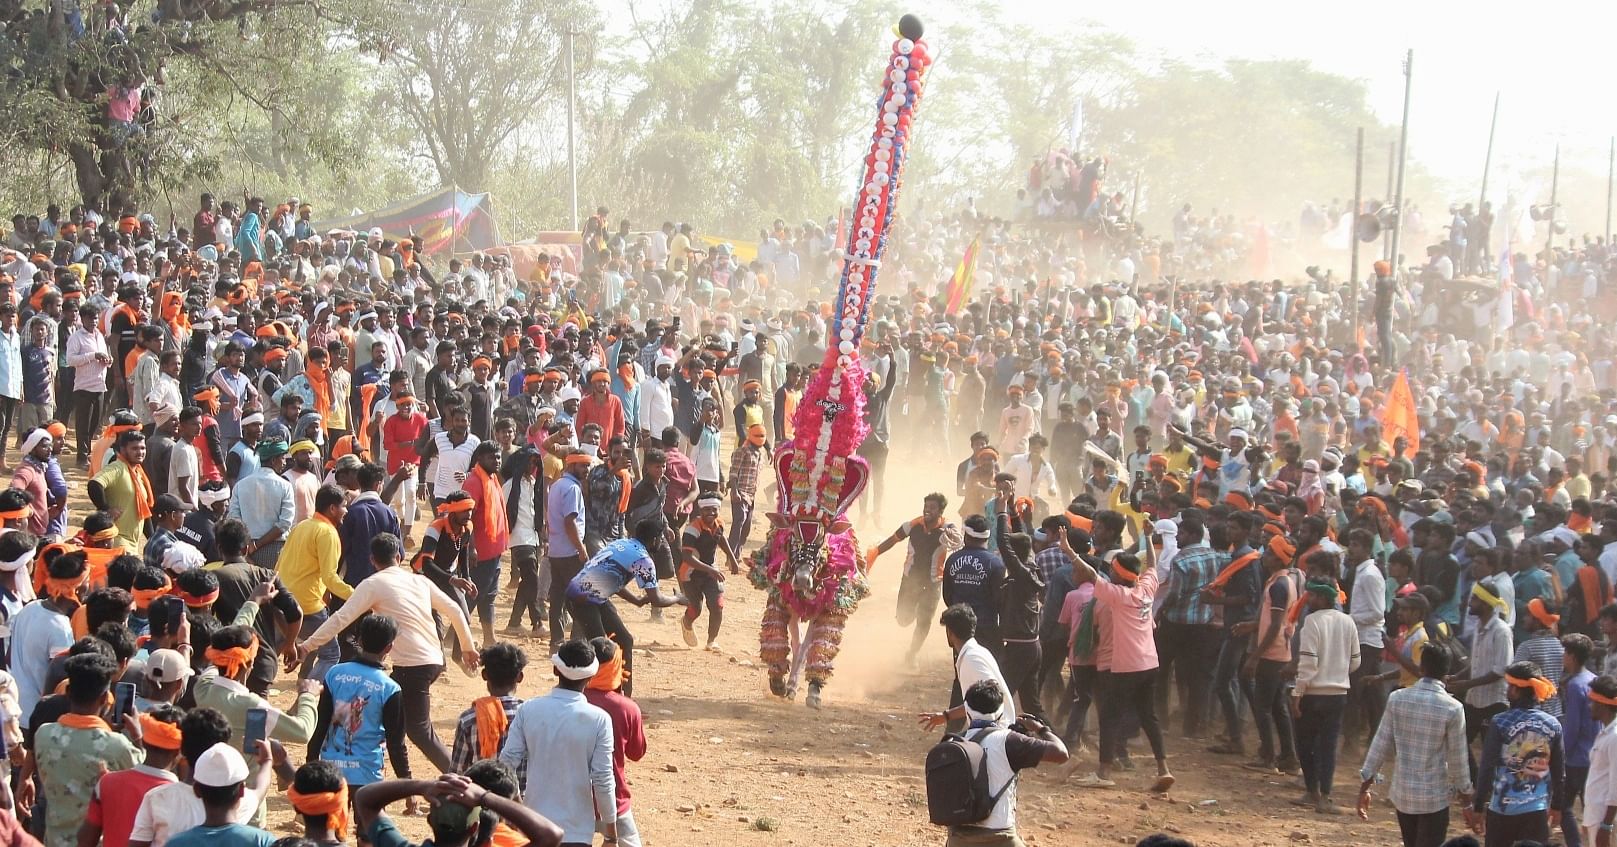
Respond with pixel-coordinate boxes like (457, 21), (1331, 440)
(61, 439), (1419, 847)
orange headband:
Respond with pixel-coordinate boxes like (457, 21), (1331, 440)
(586, 650), (629, 692)
(524, 373), (544, 386)
(138, 714), (184, 750)
(179, 587), (220, 608)
(1110, 560), (1139, 584)
(437, 499), (475, 515)
(1591, 690), (1617, 707)
(87, 526), (119, 542)
(0, 505), (31, 521)
(1267, 535), (1297, 565)
(565, 453), (594, 466)
(471, 356), (493, 370)
(46, 421), (66, 440)
(132, 576), (172, 610)
(204, 634), (260, 677)
(45, 574), (87, 602)
(589, 371), (611, 384)
(1506, 673), (1558, 703)
(287, 785), (350, 840)
(1528, 598), (1561, 630)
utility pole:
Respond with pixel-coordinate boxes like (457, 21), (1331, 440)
(1387, 49), (1413, 278)
(1479, 92), (1498, 214)
(1351, 127), (1364, 349)
(1546, 144), (1559, 281)
(1383, 142), (1395, 261)
(566, 29), (579, 232)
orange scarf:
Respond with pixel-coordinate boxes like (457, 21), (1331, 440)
(1570, 514), (1594, 533)
(471, 696), (509, 759)
(304, 362), (332, 433)
(587, 649), (628, 692)
(1204, 550), (1261, 594)
(615, 468), (632, 513)
(356, 383), (380, 454)
(490, 822), (526, 847)
(125, 459), (155, 520)
(205, 634), (260, 678)
(1579, 566), (1612, 627)
(288, 785), (350, 840)
(58, 713), (113, 733)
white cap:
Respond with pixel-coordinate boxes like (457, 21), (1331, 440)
(1465, 531), (1493, 549)
(558, 385), (581, 403)
(367, 226), (383, 240)
(162, 541), (204, 573)
(192, 742), (250, 787)
(146, 648), (195, 684)
(1227, 428), (1248, 442)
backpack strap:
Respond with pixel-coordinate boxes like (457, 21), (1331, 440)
(967, 727), (1021, 806)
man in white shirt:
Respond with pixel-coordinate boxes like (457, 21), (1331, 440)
(1346, 528), (1387, 751)
(500, 640), (618, 846)
(920, 604), (1011, 734)
(1292, 577), (1362, 814)
(65, 303), (111, 466)
(170, 407), (202, 510)
(501, 447), (548, 635)
(635, 355), (676, 451)
(1002, 436), (1058, 511)
(299, 531), (476, 773)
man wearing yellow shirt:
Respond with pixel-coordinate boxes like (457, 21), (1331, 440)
(276, 483), (352, 682)
(1161, 427), (1196, 478)
(87, 429), (154, 552)
(666, 223), (692, 272)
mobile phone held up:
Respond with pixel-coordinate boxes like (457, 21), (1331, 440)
(244, 707), (268, 753)
(113, 681), (137, 719)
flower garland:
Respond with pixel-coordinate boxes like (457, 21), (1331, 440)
(783, 19), (930, 511)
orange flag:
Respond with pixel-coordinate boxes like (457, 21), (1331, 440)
(1380, 369), (1420, 458)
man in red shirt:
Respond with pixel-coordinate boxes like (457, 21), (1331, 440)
(658, 427), (697, 533)
(584, 637), (646, 847)
(82, 705), (184, 847)
(382, 385), (427, 535)
(574, 369), (626, 445)
(462, 441), (509, 645)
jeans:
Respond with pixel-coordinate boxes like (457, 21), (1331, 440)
(1250, 658), (1296, 764)
(1346, 648), (1386, 746)
(1155, 622), (1221, 736)
(470, 556), (501, 626)
(72, 389), (104, 461)
(999, 639), (1044, 719)
(1063, 664), (1096, 743)
(727, 497), (754, 553)
(1484, 810), (1549, 847)
(391, 663), (451, 772)
(1395, 809), (1449, 847)
(1563, 765), (1589, 847)
(569, 598), (635, 697)
(547, 554), (583, 644)
(1465, 702), (1507, 781)
(1037, 633), (1069, 724)
(1295, 694), (1345, 797)
(507, 545), (544, 629)
(299, 610), (339, 681)
(1098, 669), (1166, 766)
(1212, 632), (1252, 744)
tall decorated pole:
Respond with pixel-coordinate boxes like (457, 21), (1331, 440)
(752, 15), (931, 708)
(790, 14), (930, 510)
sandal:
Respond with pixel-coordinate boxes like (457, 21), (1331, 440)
(1070, 773), (1117, 788)
(1150, 774), (1176, 794)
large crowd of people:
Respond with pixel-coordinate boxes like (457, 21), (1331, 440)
(0, 177), (1609, 847)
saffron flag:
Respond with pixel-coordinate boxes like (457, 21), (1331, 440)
(944, 237), (980, 315)
(1380, 369), (1420, 458)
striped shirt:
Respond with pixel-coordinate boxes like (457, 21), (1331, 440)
(1466, 613), (1513, 709)
(1511, 634), (1565, 717)
(1360, 677), (1472, 815)
(1159, 542), (1222, 626)
(1033, 546), (1070, 584)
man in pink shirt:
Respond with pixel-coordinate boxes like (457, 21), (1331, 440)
(1067, 533), (1175, 793)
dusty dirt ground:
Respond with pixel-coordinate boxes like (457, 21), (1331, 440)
(59, 434), (1427, 847)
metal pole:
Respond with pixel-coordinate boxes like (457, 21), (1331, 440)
(1606, 136), (1614, 248)
(1546, 144), (1559, 282)
(1383, 142), (1395, 260)
(1388, 49), (1413, 278)
(1351, 127), (1364, 350)
(1480, 92), (1498, 214)
(566, 29), (578, 232)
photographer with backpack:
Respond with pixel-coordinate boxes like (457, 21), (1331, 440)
(925, 679), (1068, 846)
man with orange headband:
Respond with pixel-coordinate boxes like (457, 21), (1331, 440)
(575, 368), (626, 446)
(1473, 660), (1565, 847)
(1513, 597), (1566, 718)
(582, 636), (648, 847)
(33, 653), (140, 847)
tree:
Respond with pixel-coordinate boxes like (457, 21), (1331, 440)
(345, 0), (601, 193)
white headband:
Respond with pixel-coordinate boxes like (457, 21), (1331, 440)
(964, 699), (1005, 725)
(963, 525), (990, 540)
(19, 428), (50, 456)
(199, 485), (232, 506)
(696, 495), (723, 510)
(552, 653), (599, 681)
(0, 547), (31, 573)
(240, 413), (265, 427)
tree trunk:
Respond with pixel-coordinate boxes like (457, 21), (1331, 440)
(69, 139), (135, 212)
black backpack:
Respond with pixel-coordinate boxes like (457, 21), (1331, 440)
(925, 727), (1015, 826)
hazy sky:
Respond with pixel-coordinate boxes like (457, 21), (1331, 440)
(922, 1), (1614, 203)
